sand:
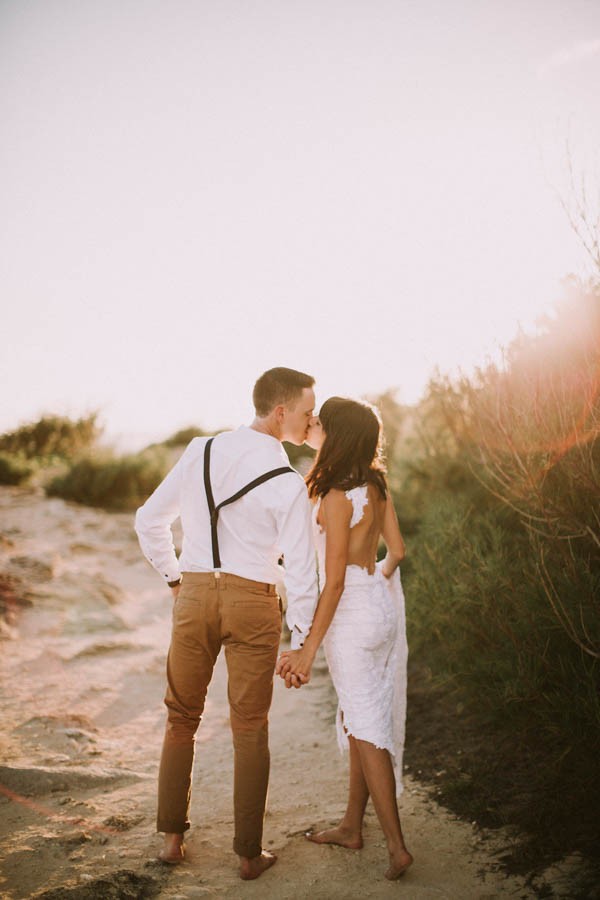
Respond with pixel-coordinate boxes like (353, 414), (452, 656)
(0, 486), (545, 898)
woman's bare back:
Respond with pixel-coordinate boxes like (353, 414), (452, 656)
(346, 484), (386, 574)
(316, 483), (386, 575)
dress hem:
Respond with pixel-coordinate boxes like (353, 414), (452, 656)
(336, 708), (404, 795)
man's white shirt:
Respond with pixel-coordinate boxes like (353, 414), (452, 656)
(135, 426), (318, 649)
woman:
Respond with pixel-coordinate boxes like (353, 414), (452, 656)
(277, 397), (412, 880)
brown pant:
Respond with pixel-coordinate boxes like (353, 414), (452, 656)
(157, 571), (282, 858)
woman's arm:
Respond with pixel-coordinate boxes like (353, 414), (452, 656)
(381, 493), (406, 578)
(276, 490), (351, 687)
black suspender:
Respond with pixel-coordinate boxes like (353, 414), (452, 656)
(203, 437), (294, 569)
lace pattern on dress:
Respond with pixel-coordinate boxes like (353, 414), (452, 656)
(345, 485), (369, 528)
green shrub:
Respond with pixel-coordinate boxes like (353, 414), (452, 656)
(283, 441), (315, 469)
(392, 278), (600, 863)
(0, 414), (100, 460)
(47, 447), (168, 511)
(0, 452), (35, 486)
(162, 426), (208, 447)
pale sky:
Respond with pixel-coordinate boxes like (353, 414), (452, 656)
(2, 0), (599, 449)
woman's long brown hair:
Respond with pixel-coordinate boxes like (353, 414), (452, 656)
(306, 397), (387, 500)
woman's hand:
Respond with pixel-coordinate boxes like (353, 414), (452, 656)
(276, 648), (314, 689)
(276, 490), (350, 690)
(380, 561), (396, 579)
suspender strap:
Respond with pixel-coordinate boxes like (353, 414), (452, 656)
(203, 438), (220, 568)
(203, 437), (294, 569)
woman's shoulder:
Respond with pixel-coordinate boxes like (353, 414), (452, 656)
(322, 487), (353, 503)
(321, 488), (354, 519)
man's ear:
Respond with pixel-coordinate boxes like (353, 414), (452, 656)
(274, 404), (286, 424)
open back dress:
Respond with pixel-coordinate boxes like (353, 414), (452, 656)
(313, 485), (408, 791)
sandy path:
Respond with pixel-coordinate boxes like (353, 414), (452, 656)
(0, 487), (534, 899)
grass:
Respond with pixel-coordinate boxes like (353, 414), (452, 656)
(388, 278), (600, 884)
(0, 413), (99, 459)
(46, 447), (169, 511)
(0, 452), (35, 486)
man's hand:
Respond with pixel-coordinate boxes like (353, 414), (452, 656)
(276, 648), (313, 689)
(285, 672), (307, 689)
(171, 583), (181, 601)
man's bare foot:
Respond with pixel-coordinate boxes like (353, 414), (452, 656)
(384, 848), (413, 880)
(306, 825), (363, 850)
(158, 832), (185, 865)
(239, 850), (277, 880)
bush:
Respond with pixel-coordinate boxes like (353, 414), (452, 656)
(0, 414), (100, 460)
(47, 447), (169, 511)
(0, 452), (35, 486)
(162, 426), (208, 447)
(283, 441), (315, 470)
(393, 278), (600, 864)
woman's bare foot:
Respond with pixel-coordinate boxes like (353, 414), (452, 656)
(306, 825), (363, 850)
(158, 832), (185, 865)
(238, 850), (277, 880)
(384, 848), (413, 880)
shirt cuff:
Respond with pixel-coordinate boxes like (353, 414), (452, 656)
(161, 568), (181, 584)
(290, 628), (307, 650)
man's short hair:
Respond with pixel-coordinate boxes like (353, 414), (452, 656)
(253, 367), (315, 417)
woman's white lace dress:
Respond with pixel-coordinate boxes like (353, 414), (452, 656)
(313, 485), (408, 791)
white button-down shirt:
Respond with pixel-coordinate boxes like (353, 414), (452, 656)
(135, 426), (318, 649)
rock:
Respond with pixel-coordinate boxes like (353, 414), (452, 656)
(13, 716), (99, 759)
(7, 555), (56, 582)
(70, 641), (141, 660)
(60, 728), (95, 741)
(97, 582), (124, 605)
(0, 531), (17, 548)
(34, 869), (159, 899)
(0, 764), (145, 796)
(102, 814), (145, 831)
(69, 543), (96, 554)
(0, 572), (32, 623)
(59, 831), (92, 847)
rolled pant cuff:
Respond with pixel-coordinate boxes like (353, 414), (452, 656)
(233, 839), (262, 859)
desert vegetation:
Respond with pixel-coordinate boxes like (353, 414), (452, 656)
(0, 416), (179, 509)
(0, 414), (99, 487)
(46, 447), (170, 512)
(384, 275), (600, 873)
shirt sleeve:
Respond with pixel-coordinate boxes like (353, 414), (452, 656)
(275, 481), (319, 649)
(134, 440), (198, 584)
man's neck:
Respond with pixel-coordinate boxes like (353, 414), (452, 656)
(249, 418), (282, 443)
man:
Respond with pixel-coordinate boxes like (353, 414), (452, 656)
(135, 367), (318, 880)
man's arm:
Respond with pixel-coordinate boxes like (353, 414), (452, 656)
(134, 441), (196, 585)
(276, 483), (318, 650)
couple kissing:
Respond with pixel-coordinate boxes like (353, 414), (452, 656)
(135, 366), (412, 882)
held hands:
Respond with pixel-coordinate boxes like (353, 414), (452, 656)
(275, 648), (314, 690)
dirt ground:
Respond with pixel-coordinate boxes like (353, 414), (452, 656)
(0, 487), (577, 898)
